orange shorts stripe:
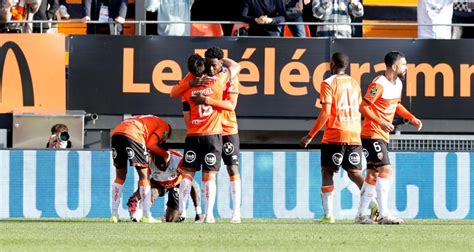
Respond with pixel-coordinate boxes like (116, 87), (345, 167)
(365, 178), (377, 185)
(182, 173), (193, 181)
(230, 174), (241, 181)
(114, 178), (125, 185)
(378, 173), (389, 179)
(138, 179), (150, 186)
(321, 185), (334, 193)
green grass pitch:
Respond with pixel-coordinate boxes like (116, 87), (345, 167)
(1, 219), (473, 251)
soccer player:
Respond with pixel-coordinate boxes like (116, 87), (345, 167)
(355, 51), (422, 224)
(191, 46), (242, 224)
(126, 150), (203, 223)
(171, 53), (240, 223)
(299, 52), (377, 223)
(110, 115), (172, 223)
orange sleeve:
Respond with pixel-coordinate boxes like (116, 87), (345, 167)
(396, 103), (416, 121)
(206, 97), (235, 111)
(146, 133), (167, 157)
(170, 73), (193, 98)
(319, 82), (332, 105)
(363, 83), (383, 104)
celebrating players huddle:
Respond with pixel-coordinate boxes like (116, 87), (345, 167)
(109, 48), (421, 225)
(109, 46), (242, 224)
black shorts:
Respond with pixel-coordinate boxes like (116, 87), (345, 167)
(362, 138), (391, 168)
(222, 134), (240, 166)
(150, 179), (179, 210)
(321, 144), (363, 171)
(182, 134), (222, 172)
(111, 135), (148, 168)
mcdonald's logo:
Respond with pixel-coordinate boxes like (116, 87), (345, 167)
(0, 34), (65, 113)
(0, 41), (34, 106)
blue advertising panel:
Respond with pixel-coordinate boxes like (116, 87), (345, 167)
(0, 150), (472, 219)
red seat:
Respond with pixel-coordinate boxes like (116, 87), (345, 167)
(232, 23), (249, 36)
(190, 23), (224, 37)
(283, 24), (311, 37)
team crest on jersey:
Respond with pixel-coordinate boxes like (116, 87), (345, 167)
(112, 148), (117, 159)
(185, 151), (196, 163)
(205, 153), (217, 166)
(223, 142), (235, 155)
(125, 147), (135, 159)
(362, 148), (369, 158)
(348, 152), (361, 165)
(332, 153), (343, 166)
(377, 152), (384, 160)
(369, 87), (377, 96)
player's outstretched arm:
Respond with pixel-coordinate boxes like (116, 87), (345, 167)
(222, 58), (241, 79)
(299, 103), (331, 148)
(146, 134), (170, 161)
(396, 103), (423, 131)
(190, 93), (235, 111)
(170, 73), (193, 98)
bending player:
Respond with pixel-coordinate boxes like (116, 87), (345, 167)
(127, 150), (203, 222)
(110, 115), (171, 223)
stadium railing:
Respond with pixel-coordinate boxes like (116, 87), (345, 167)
(2, 20), (474, 36)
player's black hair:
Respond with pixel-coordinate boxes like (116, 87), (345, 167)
(384, 51), (405, 68)
(204, 46), (224, 60)
(187, 54), (206, 77)
(331, 52), (349, 70)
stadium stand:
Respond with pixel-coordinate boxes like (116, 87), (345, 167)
(190, 23), (223, 37)
(362, 0), (418, 38)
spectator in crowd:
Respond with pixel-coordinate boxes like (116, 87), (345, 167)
(58, 0), (70, 19)
(452, 0), (474, 39)
(33, 0), (59, 33)
(312, 0), (364, 38)
(145, 0), (192, 36)
(0, 0), (40, 33)
(46, 123), (72, 149)
(240, 0), (287, 36)
(108, 0), (128, 34)
(191, 0), (242, 36)
(418, 0), (453, 39)
(82, 0), (111, 34)
(285, 0), (310, 37)
(302, 0), (319, 37)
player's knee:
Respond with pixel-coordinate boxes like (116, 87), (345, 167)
(202, 171), (217, 181)
(226, 165), (239, 177)
(321, 167), (334, 177)
(347, 169), (362, 179)
(115, 167), (127, 181)
(377, 165), (393, 178)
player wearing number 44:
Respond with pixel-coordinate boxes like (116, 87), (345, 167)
(170, 52), (241, 224)
(300, 52), (379, 224)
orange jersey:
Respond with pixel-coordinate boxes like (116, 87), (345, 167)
(320, 74), (362, 145)
(182, 76), (225, 136)
(222, 73), (239, 135)
(111, 115), (170, 146)
(361, 75), (403, 142)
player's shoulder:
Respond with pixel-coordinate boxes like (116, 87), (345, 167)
(323, 74), (338, 86)
(372, 75), (390, 87)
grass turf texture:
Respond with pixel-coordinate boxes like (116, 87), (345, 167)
(0, 219), (473, 251)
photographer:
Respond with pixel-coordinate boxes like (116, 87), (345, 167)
(46, 123), (72, 149)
